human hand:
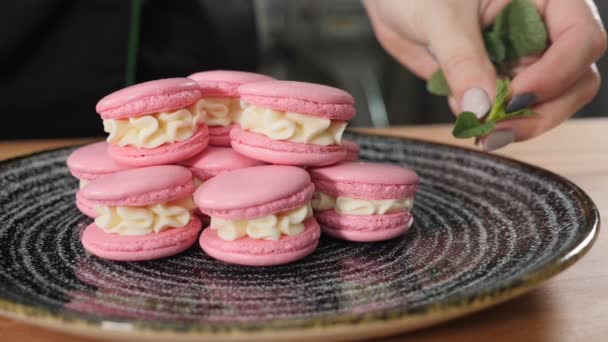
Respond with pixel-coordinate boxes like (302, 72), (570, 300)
(364, 0), (606, 151)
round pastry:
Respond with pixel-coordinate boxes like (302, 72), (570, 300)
(80, 165), (201, 261)
(309, 162), (419, 242)
(194, 165), (320, 266)
(341, 138), (360, 161)
(188, 70), (274, 146)
(96, 78), (209, 166)
(179, 146), (266, 184)
(231, 80), (355, 166)
(66, 141), (132, 217)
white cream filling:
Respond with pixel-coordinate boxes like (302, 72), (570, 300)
(239, 102), (346, 146)
(103, 106), (205, 148)
(210, 203), (312, 241)
(192, 97), (241, 127)
(311, 192), (413, 215)
(79, 179), (88, 189)
(94, 197), (196, 236)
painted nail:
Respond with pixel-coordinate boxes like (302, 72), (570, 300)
(481, 129), (515, 152)
(461, 88), (491, 119)
(506, 93), (537, 112)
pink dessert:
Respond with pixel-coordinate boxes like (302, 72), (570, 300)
(309, 162), (419, 242)
(231, 80), (355, 166)
(179, 146), (266, 182)
(96, 78), (208, 166)
(341, 138), (360, 161)
(80, 165), (201, 261)
(194, 165), (320, 266)
(66, 141), (133, 218)
(188, 70), (274, 146)
(179, 146), (266, 223)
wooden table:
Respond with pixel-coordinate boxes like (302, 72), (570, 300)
(0, 118), (606, 342)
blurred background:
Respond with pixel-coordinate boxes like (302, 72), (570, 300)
(2, 0), (607, 139)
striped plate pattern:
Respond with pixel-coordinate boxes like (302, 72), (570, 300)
(0, 133), (599, 340)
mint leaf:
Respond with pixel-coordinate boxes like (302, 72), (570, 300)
(427, 70), (451, 96)
(492, 5), (509, 37)
(484, 31), (506, 64)
(485, 8), (509, 64)
(487, 78), (511, 121)
(507, 0), (548, 58)
(452, 112), (496, 138)
(496, 108), (536, 122)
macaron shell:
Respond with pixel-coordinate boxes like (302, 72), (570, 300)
(107, 125), (209, 167)
(199, 217), (320, 266)
(195, 165), (314, 220)
(180, 145), (266, 180)
(240, 80), (354, 104)
(341, 139), (360, 161)
(97, 78), (201, 119)
(230, 126), (346, 166)
(310, 161), (419, 185)
(75, 191), (98, 218)
(81, 165), (194, 207)
(310, 161), (419, 200)
(188, 70), (274, 97)
(239, 80), (355, 119)
(208, 125), (236, 147)
(67, 142), (132, 180)
(81, 217), (202, 261)
(315, 210), (413, 242)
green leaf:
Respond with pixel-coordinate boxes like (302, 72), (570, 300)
(426, 70), (451, 96)
(495, 78), (511, 106)
(496, 108), (537, 122)
(485, 6), (510, 64)
(507, 0), (548, 58)
(487, 78), (511, 122)
(484, 31), (506, 64)
(452, 112), (497, 138)
(492, 5), (509, 37)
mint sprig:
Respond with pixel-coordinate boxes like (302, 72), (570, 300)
(452, 78), (536, 138)
(425, 0), (548, 139)
(452, 112), (496, 138)
(427, 70), (451, 96)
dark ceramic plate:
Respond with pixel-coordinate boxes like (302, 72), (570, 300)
(0, 133), (599, 341)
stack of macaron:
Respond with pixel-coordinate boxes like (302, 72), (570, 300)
(67, 70), (418, 266)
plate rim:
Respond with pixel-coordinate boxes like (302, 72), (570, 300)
(0, 135), (601, 341)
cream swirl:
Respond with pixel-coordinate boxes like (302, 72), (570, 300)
(311, 192), (413, 215)
(239, 102), (346, 146)
(192, 97), (241, 127)
(94, 197), (196, 236)
(103, 106), (204, 148)
(210, 203), (312, 241)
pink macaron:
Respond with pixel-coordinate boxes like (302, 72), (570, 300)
(96, 78), (209, 166)
(309, 162), (419, 242)
(341, 139), (360, 161)
(231, 80), (355, 166)
(188, 70), (274, 146)
(179, 146), (267, 183)
(67, 141), (133, 217)
(80, 165), (201, 261)
(194, 165), (320, 266)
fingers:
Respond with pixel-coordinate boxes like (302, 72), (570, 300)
(364, 1), (438, 79)
(508, 0), (607, 109)
(481, 65), (600, 150)
(425, 1), (497, 103)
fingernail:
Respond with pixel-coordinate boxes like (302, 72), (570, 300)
(506, 93), (537, 112)
(461, 88), (491, 119)
(481, 129), (515, 152)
